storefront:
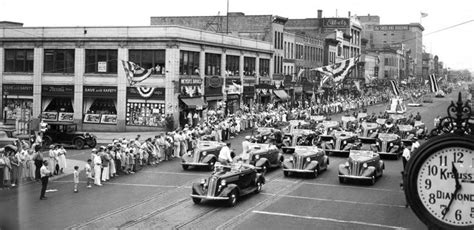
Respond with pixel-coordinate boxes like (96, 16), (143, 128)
(204, 76), (223, 110)
(2, 84), (33, 130)
(83, 86), (118, 125)
(225, 78), (241, 114)
(243, 86), (255, 108)
(179, 77), (206, 127)
(255, 83), (274, 105)
(41, 85), (74, 122)
(126, 87), (166, 127)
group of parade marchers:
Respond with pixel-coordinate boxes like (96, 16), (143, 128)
(189, 112), (431, 206)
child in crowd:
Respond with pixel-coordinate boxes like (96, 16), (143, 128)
(85, 159), (93, 188)
(73, 165), (79, 193)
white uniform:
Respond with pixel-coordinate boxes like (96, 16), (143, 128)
(93, 154), (102, 186)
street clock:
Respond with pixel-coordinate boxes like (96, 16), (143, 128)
(404, 93), (474, 229)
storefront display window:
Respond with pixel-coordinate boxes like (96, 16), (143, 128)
(244, 57), (256, 76)
(83, 86), (117, 124)
(179, 50), (200, 75)
(129, 50), (166, 75)
(4, 99), (32, 120)
(85, 49), (118, 73)
(44, 49), (75, 73)
(205, 53), (221, 76)
(226, 55), (240, 76)
(4, 49), (34, 73)
(41, 85), (74, 122)
(126, 102), (165, 126)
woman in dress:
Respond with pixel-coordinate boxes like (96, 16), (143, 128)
(48, 145), (58, 175)
(9, 148), (20, 187)
(57, 145), (67, 174)
(24, 149), (35, 181)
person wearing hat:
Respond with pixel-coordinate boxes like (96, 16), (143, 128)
(218, 142), (233, 165)
(40, 160), (52, 200)
(91, 148), (102, 186)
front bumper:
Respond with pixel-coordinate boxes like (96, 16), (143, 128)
(378, 151), (398, 156)
(182, 162), (209, 167)
(283, 168), (313, 173)
(338, 174), (373, 180)
(190, 194), (229, 200)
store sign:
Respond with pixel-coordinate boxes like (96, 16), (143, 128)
(207, 76), (222, 88)
(374, 25), (409, 31)
(205, 76), (223, 96)
(83, 86), (117, 97)
(42, 85), (74, 96)
(179, 78), (203, 98)
(98, 61), (107, 72)
(2, 84), (33, 96)
(323, 18), (349, 28)
(127, 87), (165, 100)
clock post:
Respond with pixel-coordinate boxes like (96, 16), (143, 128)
(404, 92), (474, 230)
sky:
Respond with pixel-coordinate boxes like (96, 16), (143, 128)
(1, 0), (473, 71)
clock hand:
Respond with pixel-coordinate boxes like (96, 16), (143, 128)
(442, 162), (462, 219)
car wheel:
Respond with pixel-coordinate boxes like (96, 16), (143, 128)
(208, 160), (215, 171)
(227, 190), (238, 207)
(283, 171), (289, 177)
(192, 197), (201, 204)
(370, 175), (376, 185)
(182, 165), (189, 170)
(88, 139), (97, 148)
(74, 139), (85, 150)
(339, 177), (345, 183)
(313, 165), (320, 178)
(43, 136), (52, 148)
(261, 164), (268, 175)
(255, 181), (263, 194)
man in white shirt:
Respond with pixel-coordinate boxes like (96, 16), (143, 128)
(40, 160), (52, 200)
(411, 137), (420, 153)
(92, 149), (102, 186)
(402, 144), (411, 170)
(218, 143), (233, 165)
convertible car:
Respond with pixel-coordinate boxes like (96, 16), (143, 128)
(282, 146), (329, 178)
(245, 143), (284, 174)
(282, 129), (318, 151)
(398, 125), (416, 144)
(374, 133), (402, 159)
(191, 163), (265, 206)
(181, 141), (226, 170)
(340, 116), (357, 131)
(320, 130), (357, 156)
(338, 150), (384, 185)
(251, 127), (276, 143)
(357, 122), (380, 142)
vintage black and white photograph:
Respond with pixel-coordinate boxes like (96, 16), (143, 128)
(0, 0), (473, 229)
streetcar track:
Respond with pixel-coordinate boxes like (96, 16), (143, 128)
(174, 207), (221, 229)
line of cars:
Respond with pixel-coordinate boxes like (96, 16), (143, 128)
(188, 114), (427, 206)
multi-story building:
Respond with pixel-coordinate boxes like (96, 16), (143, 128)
(0, 24), (273, 131)
(357, 15), (424, 80)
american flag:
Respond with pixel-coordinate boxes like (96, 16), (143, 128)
(390, 80), (400, 96)
(313, 56), (359, 83)
(429, 74), (439, 93)
(121, 60), (153, 86)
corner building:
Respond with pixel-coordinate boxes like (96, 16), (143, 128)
(0, 25), (273, 131)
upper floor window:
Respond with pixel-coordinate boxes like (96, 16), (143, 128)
(244, 57), (256, 76)
(85, 49), (117, 73)
(44, 49), (75, 73)
(259, 58), (270, 77)
(226, 55), (239, 76)
(205, 53), (221, 76)
(129, 50), (166, 75)
(4, 49), (34, 73)
(179, 50), (200, 75)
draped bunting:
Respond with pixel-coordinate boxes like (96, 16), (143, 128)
(390, 80), (400, 96)
(122, 60), (158, 99)
(313, 56), (359, 83)
(136, 87), (156, 98)
(429, 74), (439, 93)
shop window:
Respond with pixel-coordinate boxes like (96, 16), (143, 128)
(4, 99), (32, 121)
(43, 98), (74, 113)
(225, 55), (240, 76)
(129, 50), (165, 75)
(205, 53), (221, 76)
(85, 49), (118, 73)
(244, 57), (256, 76)
(259, 58), (270, 77)
(44, 49), (75, 73)
(4, 49), (34, 72)
(180, 50), (200, 75)
(126, 102), (165, 127)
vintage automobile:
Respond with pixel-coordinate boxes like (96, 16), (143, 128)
(375, 118), (387, 126)
(182, 141), (226, 170)
(317, 120), (340, 138)
(191, 163), (265, 206)
(283, 120), (309, 133)
(340, 115), (357, 131)
(398, 124), (416, 144)
(374, 133), (402, 159)
(338, 150), (384, 185)
(251, 127), (277, 143)
(42, 122), (97, 149)
(310, 115), (326, 124)
(281, 129), (319, 152)
(282, 146), (329, 178)
(389, 114), (407, 125)
(414, 120), (428, 139)
(357, 113), (368, 122)
(0, 131), (19, 149)
(244, 143), (283, 174)
(320, 130), (357, 156)
(357, 122), (380, 142)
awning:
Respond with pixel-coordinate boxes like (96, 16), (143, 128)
(180, 97), (207, 110)
(273, 90), (290, 101)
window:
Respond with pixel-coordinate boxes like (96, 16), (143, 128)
(179, 50), (200, 75)
(44, 49), (75, 73)
(85, 49), (117, 73)
(259, 58), (270, 77)
(205, 53), (221, 76)
(129, 50), (165, 75)
(226, 55), (240, 76)
(244, 57), (256, 76)
(4, 49), (34, 72)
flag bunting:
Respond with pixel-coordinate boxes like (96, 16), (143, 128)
(390, 80), (400, 96)
(429, 74), (439, 93)
(313, 56), (359, 84)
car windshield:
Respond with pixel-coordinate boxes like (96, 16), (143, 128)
(378, 134), (398, 141)
(350, 150), (376, 160)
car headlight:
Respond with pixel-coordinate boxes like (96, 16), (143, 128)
(289, 156), (294, 162)
(220, 180), (226, 186)
(345, 162), (350, 167)
(368, 130), (372, 133)
(306, 157), (311, 162)
(200, 178), (207, 184)
(255, 155), (260, 160)
(363, 163), (368, 168)
(202, 151), (207, 156)
(389, 143), (393, 147)
(375, 142), (379, 146)
(343, 140), (347, 145)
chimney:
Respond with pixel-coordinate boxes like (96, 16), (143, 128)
(348, 11), (351, 18)
(317, 10), (322, 19)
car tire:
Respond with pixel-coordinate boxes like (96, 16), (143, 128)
(255, 181), (263, 194)
(192, 197), (201, 204)
(261, 164), (268, 175)
(182, 165), (189, 170)
(88, 139), (97, 148)
(370, 175), (376, 185)
(283, 171), (290, 177)
(227, 190), (238, 207)
(313, 165), (320, 178)
(339, 177), (345, 183)
(208, 160), (215, 171)
(74, 139), (85, 150)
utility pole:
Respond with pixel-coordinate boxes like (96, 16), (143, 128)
(226, 0), (229, 34)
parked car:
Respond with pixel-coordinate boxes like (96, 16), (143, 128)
(374, 133), (402, 159)
(42, 122), (97, 149)
(320, 130), (357, 156)
(338, 150), (384, 185)
(191, 163), (265, 206)
(281, 129), (318, 152)
(0, 131), (19, 149)
(181, 140), (226, 170)
(282, 146), (329, 178)
(244, 143), (283, 174)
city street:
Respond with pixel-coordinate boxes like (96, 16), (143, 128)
(0, 91), (465, 230)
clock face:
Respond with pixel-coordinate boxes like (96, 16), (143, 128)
(417, 147), (474, 226)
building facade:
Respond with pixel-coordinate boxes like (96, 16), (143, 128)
(0, 25), (273, 131)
